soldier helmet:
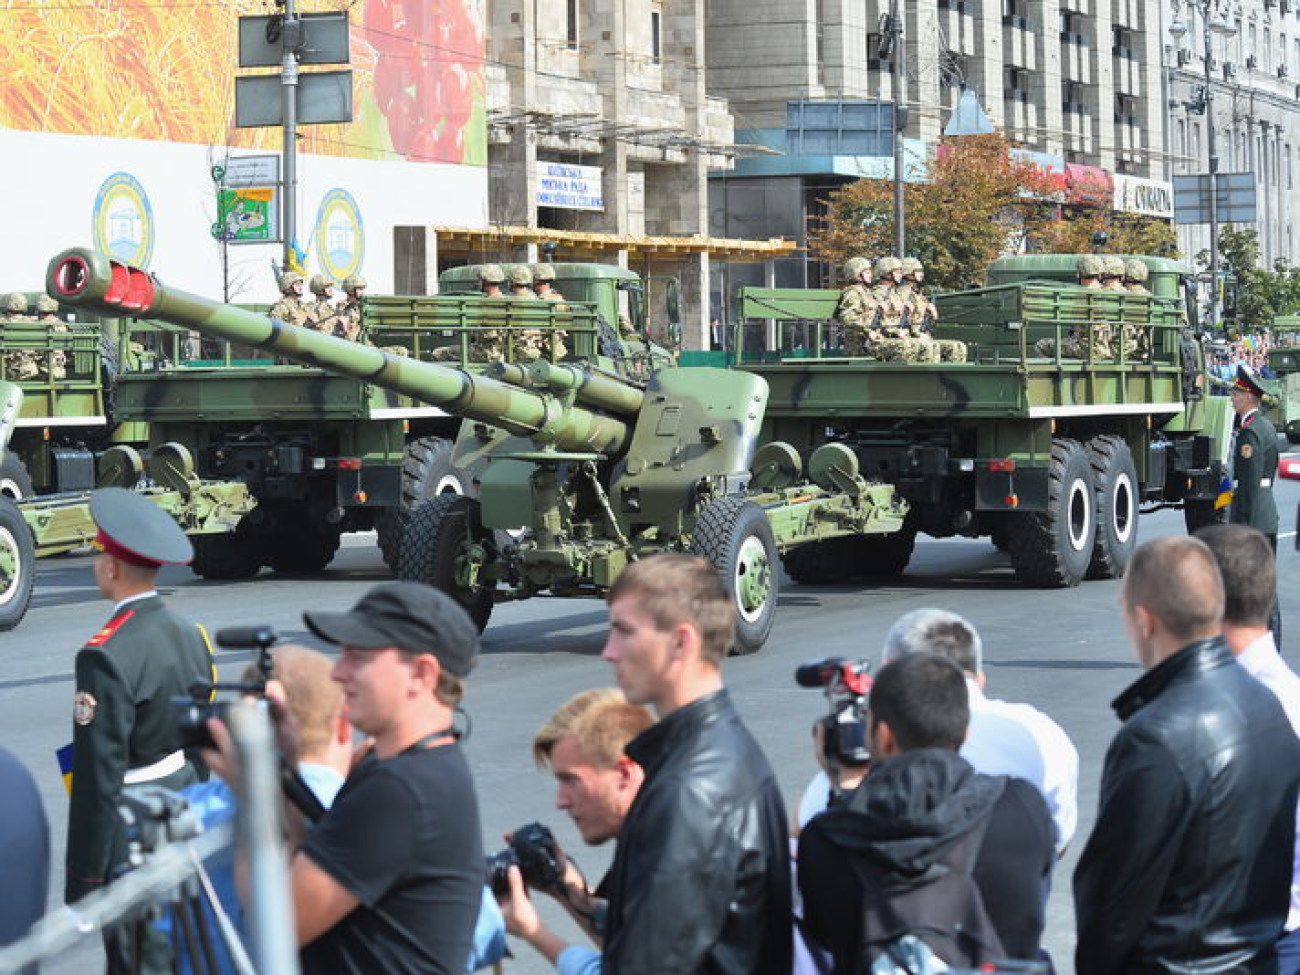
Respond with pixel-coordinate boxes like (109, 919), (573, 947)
(3, 293), (27, 313)
(479, 264), (506, 284)
(1101, 256), (1126, 279)
(1076, 254), (1105, 278)
(1123, 259), (1149, 283)
(343, 274), (367, 292)
(309, 274), (335, 295)
(843, 257), (872, 281)
(278, 271), (305, 292)
(900, 257), (924, 276)
(874, 256), (904, 277)
(507, 265), (534, 287)
(532, 263), (557, 282)
(35, 295), (59, 313)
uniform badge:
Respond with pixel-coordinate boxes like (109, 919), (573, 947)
(73, 691), (97, 726)
(1241, 444), (1254, 459)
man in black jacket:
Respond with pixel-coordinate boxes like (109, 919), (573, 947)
(1074, 535), (1300, 974)
(798, 653), (1055, 972)
(598, 554), (792, 974)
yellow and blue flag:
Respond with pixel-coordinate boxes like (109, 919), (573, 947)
(1214, 473), (1234, 510)
(57, 742), (74, 795)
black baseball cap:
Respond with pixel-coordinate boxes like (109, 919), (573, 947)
(303, 583), (479, 677)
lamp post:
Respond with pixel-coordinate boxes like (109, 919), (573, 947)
(1169, 5), (1237, 333)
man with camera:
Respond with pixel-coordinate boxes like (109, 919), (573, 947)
(596, 554), (793, 974)
(65, 488), (216, 973)
(798, 652), (1056, 971)
(494, 688), (654, 970)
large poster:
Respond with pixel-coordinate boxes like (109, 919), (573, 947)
(0, 0), (485, 166)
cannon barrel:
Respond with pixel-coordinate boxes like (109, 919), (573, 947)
(47, 248), (631, 455)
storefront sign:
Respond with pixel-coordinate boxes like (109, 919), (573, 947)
(536, 162), (604, 211)
(1112, 174), (1175, 219)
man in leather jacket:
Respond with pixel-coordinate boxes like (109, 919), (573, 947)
(598, 554), (792, 974)
(1074, 536), (1300, 974)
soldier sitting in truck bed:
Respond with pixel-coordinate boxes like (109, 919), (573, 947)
(1034, 255), (1115, 360)
(899, 258), (967, 363)
(836, 257), (879, 356)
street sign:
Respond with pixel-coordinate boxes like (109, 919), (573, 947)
(1172, 172), (1257, 225)
(218, 154), (280, 188)
(238, 12), (350, 68)
(235, 71), (353, 128)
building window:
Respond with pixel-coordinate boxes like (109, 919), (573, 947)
(651, 7), (662, 63)
(566, 0), (579, 50)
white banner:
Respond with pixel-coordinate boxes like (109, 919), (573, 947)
(535, 162), (604, 211)
(1113, 173), (1175, 219)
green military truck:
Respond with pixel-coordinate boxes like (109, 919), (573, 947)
(1266, 317), (1300, 443)
(730, 254), (1233, 586)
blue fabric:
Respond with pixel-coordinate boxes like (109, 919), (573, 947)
(556, 944), (603, 975)
(1279, 927), (1300, 975)
(468, 886), (507, 970)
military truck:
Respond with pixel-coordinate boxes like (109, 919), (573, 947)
(1265, 333), (1300, 444)
(728, 254), (1233, 586)
(49, 247), (911, 654)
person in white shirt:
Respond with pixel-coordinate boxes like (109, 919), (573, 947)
(1198, 523), (1300, 972)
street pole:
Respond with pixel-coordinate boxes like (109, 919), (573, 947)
(1203, 8), (1221, 334)
(890, 0), (906, 257)
(281, 0), (299, 272)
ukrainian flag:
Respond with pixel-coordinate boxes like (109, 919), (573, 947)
(57, 742), (74, 795)
(1214, 472), (1234, 510)
(287, 238), (308, 276)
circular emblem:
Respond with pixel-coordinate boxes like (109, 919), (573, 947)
(73, 690), (98, 726)
(1241, 444), (1255, 459)
(314, 188), (364, 280)
(92, 173), (156, 267)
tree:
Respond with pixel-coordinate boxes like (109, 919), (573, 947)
(1214, 226), (1300, 333)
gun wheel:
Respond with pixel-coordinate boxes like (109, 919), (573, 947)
(691, 497), (778, 656)
(191, 523), (263, 580)
(1007, 438), (1096, 587)
(399, 494), (494, 631)
(0, 498), (34, 631)
(376, 437), (469, 570)
(0, 454), (33, 500)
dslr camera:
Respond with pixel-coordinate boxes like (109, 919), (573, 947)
(172, 625), (278, 751)
(486, 822), (565, 897)
(796, 656), (873, 767)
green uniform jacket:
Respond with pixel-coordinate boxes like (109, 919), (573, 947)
(1230, 409), (1280, 537)
(65, 595), (213, 903)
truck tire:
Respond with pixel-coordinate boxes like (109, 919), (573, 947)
(1007, 439), (1096, 587)
(690, 498), (778, 655)
(781, 541), (841, 584)
(852, 529), (916, 577)
(191, 527), (263, 580)
(376, 437), (468, 570)
(1184, 499), (1228, 534)
(1086, 435), (1139, 579)
(0, 498), (34, 631)
(0, 454), (33, 500)
(266, 529), (341, 573)
(399, 494), (494, 631)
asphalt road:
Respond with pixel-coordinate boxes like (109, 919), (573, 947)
(4, 473), (1298, 975)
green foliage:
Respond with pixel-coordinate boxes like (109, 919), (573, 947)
(1212, 227), (1300, 333)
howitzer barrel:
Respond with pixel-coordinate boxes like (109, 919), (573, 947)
(47, 249), (631, 455)
(486, 359), (645, 416)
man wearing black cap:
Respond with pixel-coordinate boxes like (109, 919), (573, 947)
(288, 582), (484, 974)
(1229, 364), (1280, 548)
(66, 488), (215, 970)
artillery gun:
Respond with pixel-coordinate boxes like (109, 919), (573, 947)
(48, 248), (909, 654)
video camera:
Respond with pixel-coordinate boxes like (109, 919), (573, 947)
(485, 822), (565, 897)
(172, 625), (278, 751)
(796, 656), (873, 767)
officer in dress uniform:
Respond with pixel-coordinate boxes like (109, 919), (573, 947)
(1229, 364), (1280, 547)
(66, 488), (215, 971)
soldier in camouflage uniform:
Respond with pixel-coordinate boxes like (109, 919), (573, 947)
(269, 271), (312, 326)
(507, 265), (537, 300)
(2, 293), (39, 380)
(1035, 255), (1113, 359)
(1120, 259), (1152, 360)
(872, 257), (926, 361)
(433, 265), (507, 362)
(480, 263), (506, 297)
(1100, 256), (1128, 292)
(835, 257), (879, 356)
(3, 293), (32, 320)
(35, 295), (68, 379)
(338, 274), (366, 341)
(307, 274), (340, 335)
(900, 258), (967, 363)
(529, 264), (568, 359)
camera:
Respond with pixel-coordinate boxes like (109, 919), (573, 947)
(485, 822), (565, 897)
(796, 656), (873, 767)
(172, 625), (279, 751)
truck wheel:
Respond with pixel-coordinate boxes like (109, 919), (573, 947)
(399, 494), (494, 631)
(191, 527), (263, 580)
(0, 498), (34, 631)
(266, 530), (341, 573)
(0, 454), (33, 500)
(782, 542), (838, 584)
(376, 437), (468, 570)
(1086, 436), (1139, 579)
(1007, 439), (1096, 587)
(851, 529), (916, 577)
(691, 498), (778, 655)
(1184, 499), (1228, 534)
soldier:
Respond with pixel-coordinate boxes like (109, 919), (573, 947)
(525, 264), (569, 360)
(1229, 365), (1280, 549)
(269, 271), (311, 327)
(507, 264), (538, 299)
(338, 274), (367, 341)
(1077, 254), (1105, 290)
(900, 257), (966, 363)
(835, 257), (879, 356)
(533, 264), (565, 302)
(2, 293), (32, 320)
(1100, 256), (1128, 292)
(1035, 255), (1112, 359)
(34, 295), (68, 380)
(873, 256), (927, 361)
(2, 293), (40, 381)
(1120, 259), (1152, 360)
(66, 488), (215, 972)
(479, 264), (506, 297)
(307, 274), (340, 334)
(1124, 259), (1152, 296)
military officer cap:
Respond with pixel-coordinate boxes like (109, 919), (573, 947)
(1233, 364), (1271, 399)
(1076, 254), (1105, 278)
(90, 486), (194, 568)
(874, 256), (903, 277)
(507, 265), (534, 287)
(278, 271), (304, 292)
(309, 274), (335, 295)
(343, 274), (367, 291)
(900, 257), (923, 276)
(532, 263), (557, 283)
(1100, 256), (1126, 279)
(1124, 259), (1149, 283)
(35, 295), (59, 313)
(843, 257), (872, 281)
(479, 264), (506, 284)
(3, 293), (28, 313)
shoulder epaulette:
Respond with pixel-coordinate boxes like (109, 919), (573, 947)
(84, 609), (136, 648)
